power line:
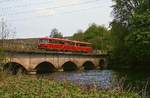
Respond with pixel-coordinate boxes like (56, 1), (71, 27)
(0, 0), (40, 4)
(0, 0), (102, 17)
(0, 0), (23, 4)
(0, 0), (100, 11)
(7, 4), (106, 22)
(0, 0), (53, 11)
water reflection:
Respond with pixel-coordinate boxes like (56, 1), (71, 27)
(42, 70), (117, 89)
(38, 69), (150, 94)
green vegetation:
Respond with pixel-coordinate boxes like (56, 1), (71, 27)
(0, 74), (140, 98)
(109, 0), (150, 68)
(50, 28), (63, 38)
(71, 0), (150, 69)
(72, 24), (111, 53)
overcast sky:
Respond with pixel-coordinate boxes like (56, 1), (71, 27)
(0, 0), (113, 38)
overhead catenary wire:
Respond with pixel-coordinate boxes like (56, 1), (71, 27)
(0, 0), (18, 3)
(0, 0), (54, 11)
(0, 0), (43, 4)
(0, 0), (102, 17)
(7, 4), (106, 22)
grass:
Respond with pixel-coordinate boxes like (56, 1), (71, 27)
(0, 72), (141, 98)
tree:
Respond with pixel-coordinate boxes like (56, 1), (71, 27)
(112, 0), (150, 26)
(0, 18), (15, 48)
(112, 0), (140, 26)
(125, 9), (150, 67)
(0, 18), (15, 70)
(84, 24), (110, 52)
(72, 30), (84, 41)
(0, 18), (10, 43)
(71, 23), (111, 53)
(110, 0), (150, 68)
(109, 21), (130, 66)
(49, 28), (63, 38)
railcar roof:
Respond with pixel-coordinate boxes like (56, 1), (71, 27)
(39, 37), (92, 45)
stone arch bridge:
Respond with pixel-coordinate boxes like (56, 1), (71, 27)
(3, 51), (108, 74)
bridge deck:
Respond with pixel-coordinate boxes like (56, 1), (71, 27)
(4, 50), (107, 57)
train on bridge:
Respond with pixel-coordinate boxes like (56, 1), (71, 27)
(38, 37), (93, 53)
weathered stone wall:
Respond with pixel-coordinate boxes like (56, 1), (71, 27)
(4, 51), (107, 74)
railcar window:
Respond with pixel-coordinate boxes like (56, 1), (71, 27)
(54, 40), (61, 44)
(39, 39), (49, 44)
(76, 43), (84, 46)
(49, 40), (64, 44)
(70, 42), (75, 46)
(59, 41), (64, 44)
(49, 40), (53, 44)
(76, 43), (80, 46)
(64, 42), (69, 45)
(77, 43), (90, 47)
(54, 40), (59, 44)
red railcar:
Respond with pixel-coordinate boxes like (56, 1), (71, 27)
(38, 37), (93, 53)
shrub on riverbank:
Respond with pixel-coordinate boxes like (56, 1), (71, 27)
(0, 74), (140, 98)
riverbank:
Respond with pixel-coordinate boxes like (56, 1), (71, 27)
(0, 73), (140, 98)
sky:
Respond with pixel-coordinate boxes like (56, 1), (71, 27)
(0, 0), (113, 38)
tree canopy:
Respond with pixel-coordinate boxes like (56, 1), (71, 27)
(49, 28), (63, 38)
(110, 0), (150, 68)
(72, 24), (111, 53)
(0, 18), (15, 40)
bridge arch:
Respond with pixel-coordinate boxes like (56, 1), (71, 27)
(82, 61), (96, 70)
(62, 61), (78, 71)
(35, 61), (56, 74)
(3, 62), (27, 75)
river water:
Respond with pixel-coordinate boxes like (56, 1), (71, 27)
(39, 69), (150, 94)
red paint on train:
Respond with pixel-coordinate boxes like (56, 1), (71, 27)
(38, 37), (93, 53)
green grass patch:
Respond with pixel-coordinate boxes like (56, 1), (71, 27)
(0, 74), (140, 98)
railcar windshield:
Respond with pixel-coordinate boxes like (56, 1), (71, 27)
(39, 39), (49, 44)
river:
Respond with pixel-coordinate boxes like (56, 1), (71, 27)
(38, 69), (150, 95)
